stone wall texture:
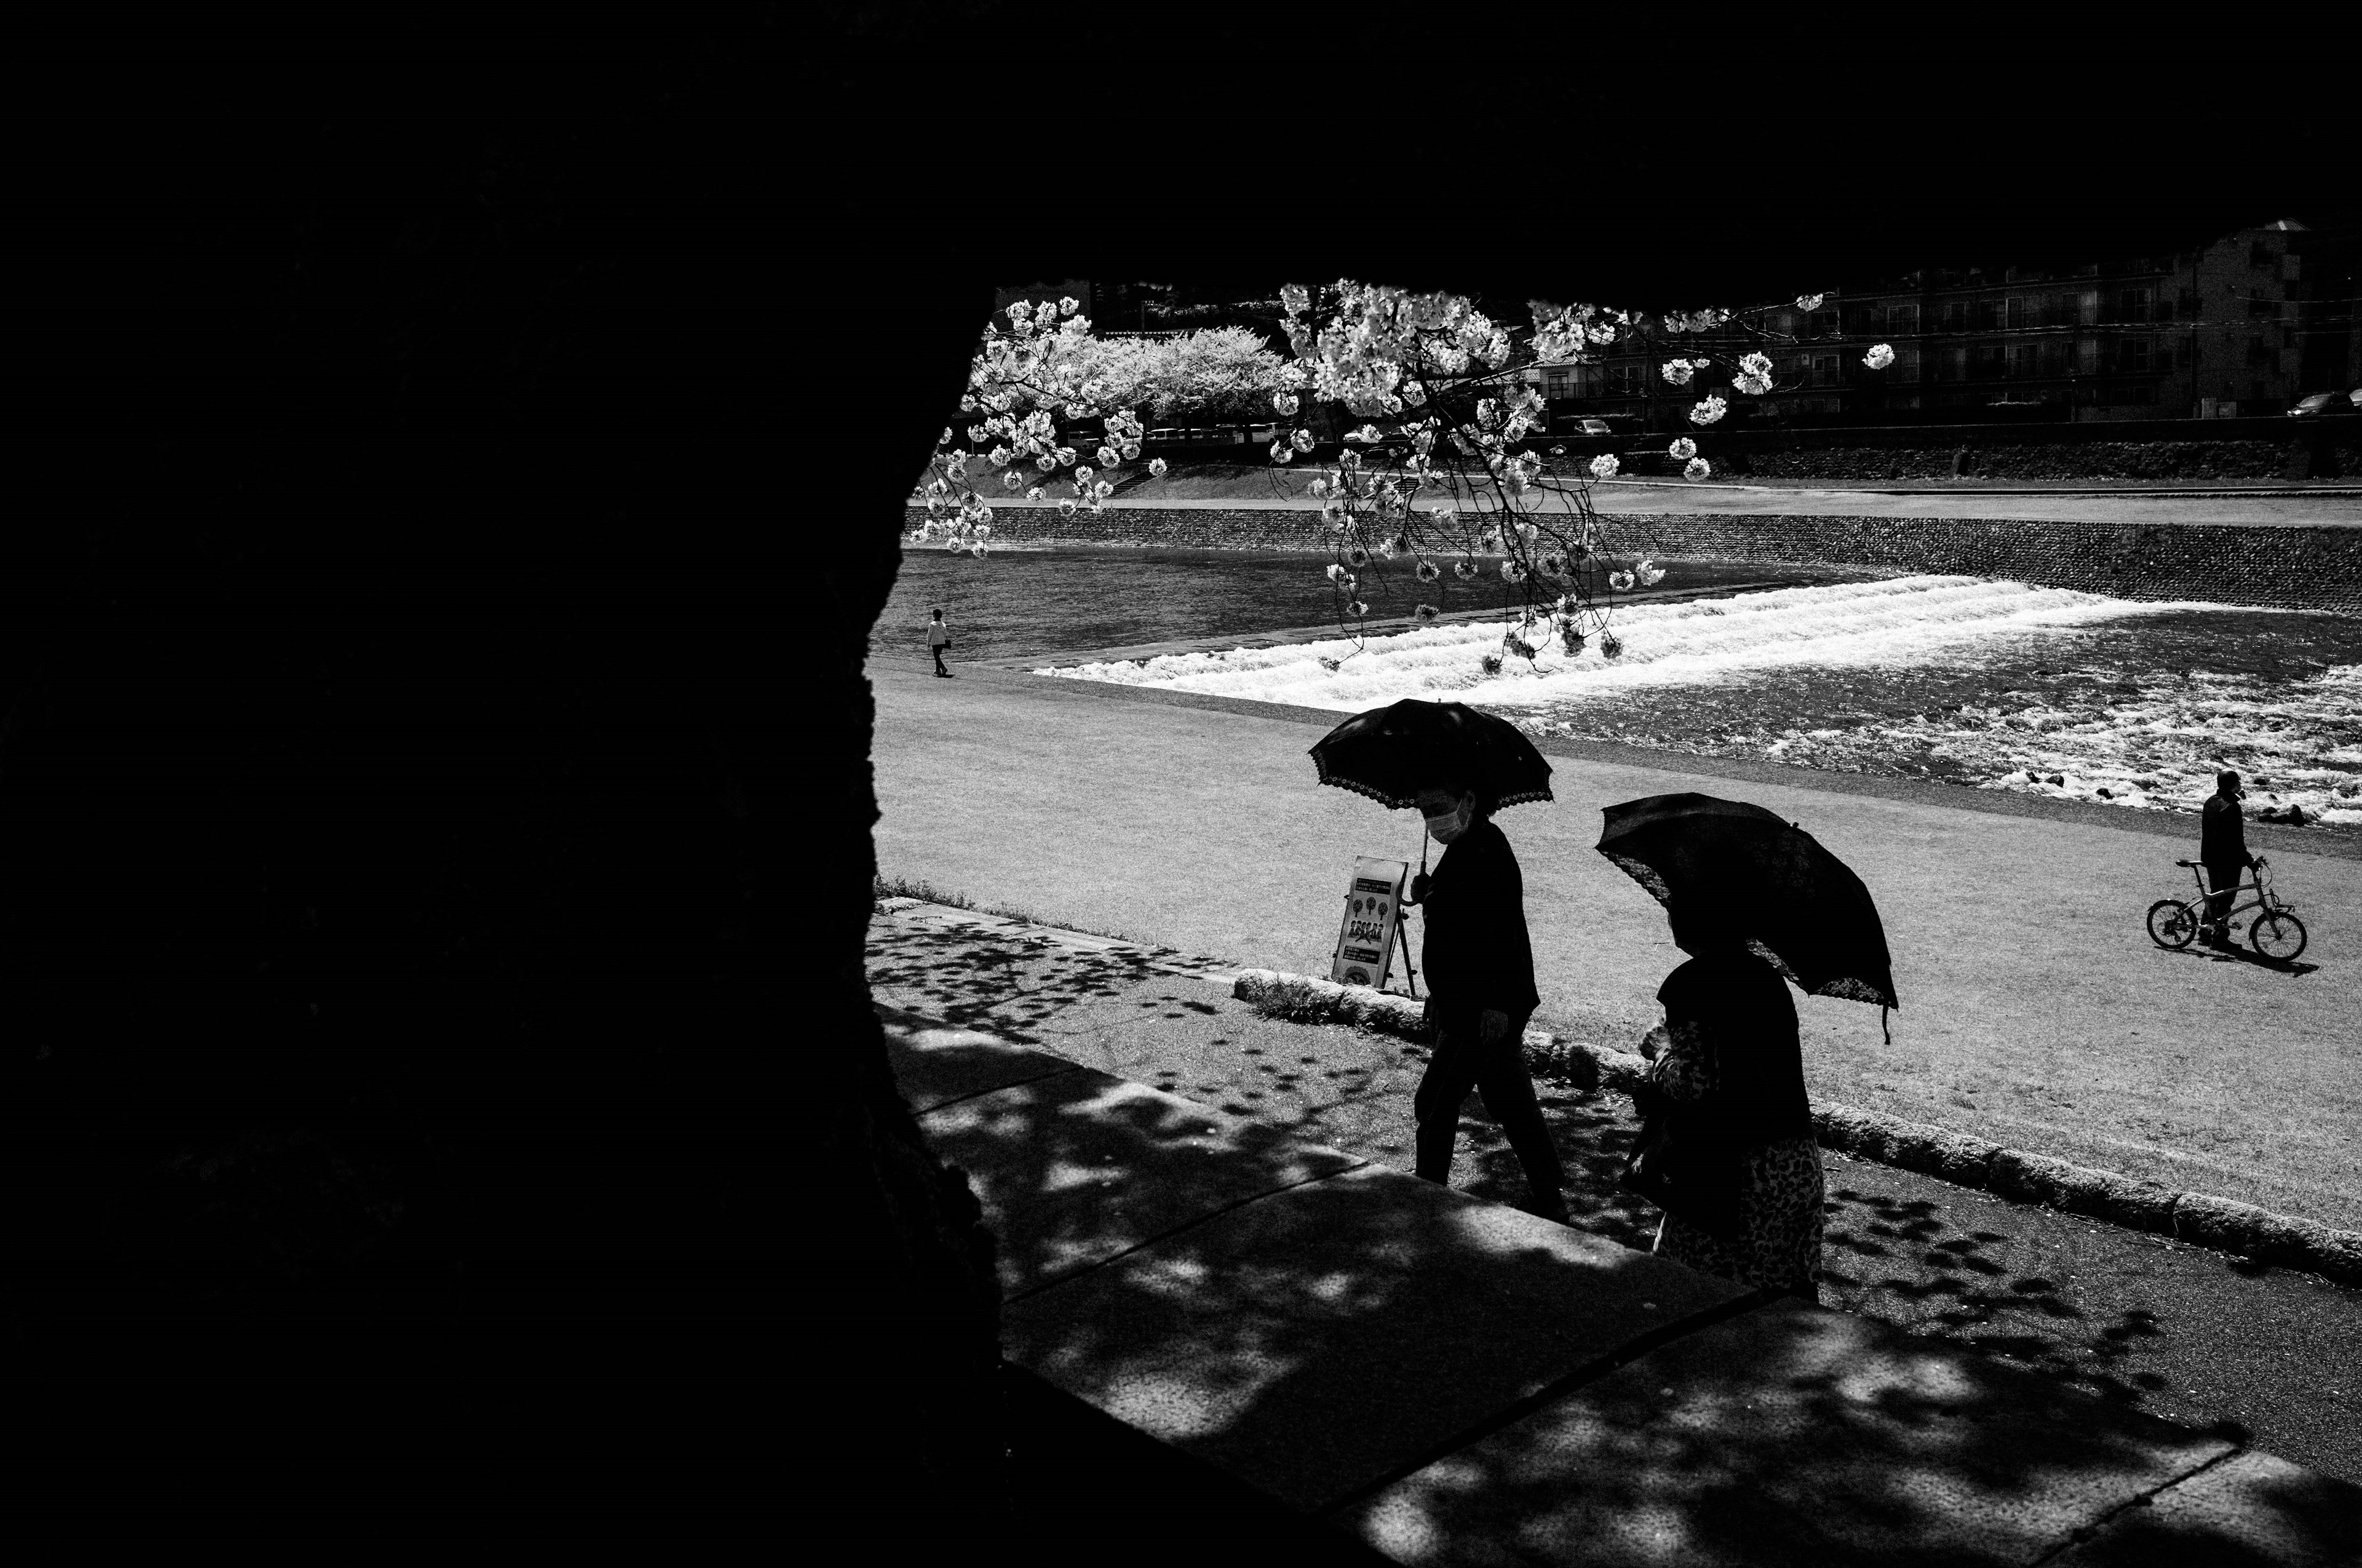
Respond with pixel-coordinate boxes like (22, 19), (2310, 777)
(909, 506), (2362, 612)
(1736, 439), (2354, 482)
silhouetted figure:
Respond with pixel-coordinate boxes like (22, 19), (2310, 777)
(2201, 770), (2254, 945)
(1634, 901), (1823, 1302)
(927, 607), (952, 677)
(1401, 774), (1567, 1223)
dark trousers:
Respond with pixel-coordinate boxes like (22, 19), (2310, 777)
(931, 644), (948, 674)
(1414, 1010), (1564, 1198)
(2206, 861), (2247, 928)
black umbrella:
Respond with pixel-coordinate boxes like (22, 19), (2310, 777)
(1597, 792), (1899, 1018)
(1308, 699), (1553, 812)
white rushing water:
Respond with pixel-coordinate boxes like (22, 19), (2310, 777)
(1040, 576), (2362, 826)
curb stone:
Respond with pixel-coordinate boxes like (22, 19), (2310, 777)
(1230, 967), (2362, 1289)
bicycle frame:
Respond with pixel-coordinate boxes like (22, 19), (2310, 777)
(2181, 861), (2286, 923)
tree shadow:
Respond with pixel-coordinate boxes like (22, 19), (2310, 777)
(904, 1019), (2362, 1564)
(867, 919), (1178, 1043)
(1335, 1298), (2361, 1567)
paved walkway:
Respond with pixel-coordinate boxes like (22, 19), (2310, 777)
(1000, 478), (2362, 526)
(869, 909), (2362, 1484)
(880, 995), (2362, 1562)
(870, 659), (2362, 1231)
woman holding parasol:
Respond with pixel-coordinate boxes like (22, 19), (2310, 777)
(1601, 794), (1899, 1303)
(1311, 700), (1569, 1224)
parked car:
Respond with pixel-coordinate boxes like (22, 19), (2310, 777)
(2288, 389), (2361, 418)
(1575, 418), (1615, 437)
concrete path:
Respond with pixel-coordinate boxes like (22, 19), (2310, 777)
(1584, 480), (2362, 527)
(869, 910), (2362, 1484)
(869, 659), (2362, 1231)
(1027, 477), (2362, 526)
(880, 1000), (2362, 1563)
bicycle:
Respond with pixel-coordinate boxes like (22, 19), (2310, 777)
(2146, 856), (2308, 961)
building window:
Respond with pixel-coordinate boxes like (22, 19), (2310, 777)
(1808, 309), (1838, 336)
(1811, 354), (1840, 387)
(1543, 368), (1578, 399)
(2077, 337), (2101, 374)
(1893, 346), (1922, 379)
(2117, 337), (2152, 373)
(2077, 290), (2100, 325)
(2008, 343), (2040, 378)
(1889, 302), (1919, 334)
(2117, 288), (2152, 324)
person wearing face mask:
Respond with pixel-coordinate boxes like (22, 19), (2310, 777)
(1399, 773), (1567, 1224)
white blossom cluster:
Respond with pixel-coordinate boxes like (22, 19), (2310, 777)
(1863, 342), (1896, 370)
(1660, 357), (1708, 387)
(1283, 281), (1505, 420)
(1530, 300), (1621, 364)
(1661, 308), (1730, 333)
(1688, 394), (1728, 426)
(1732, 352), (1775, 397)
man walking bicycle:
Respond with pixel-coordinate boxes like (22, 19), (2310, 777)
(2200, 770), (2254, 946)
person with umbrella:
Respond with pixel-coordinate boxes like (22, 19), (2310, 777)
(1311, 699), (1569, 1225)
(1599, 793), (1898, 1304)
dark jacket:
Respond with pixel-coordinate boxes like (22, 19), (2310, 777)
(1417, 818), (1540, 1021)
(2201, 794), (2252, 868)
(1646, 950), (1814, 1148)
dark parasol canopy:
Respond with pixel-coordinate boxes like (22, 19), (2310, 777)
(1597, 792), (1899, 1013)
(1308, 699), (1553, 811)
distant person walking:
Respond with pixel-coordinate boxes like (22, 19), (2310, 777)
(926, 608), (952, 677)
(1401, 773), (1569, 1224)
(1633, 901), (1824, 1302)
(2201, 769), (2254, 945)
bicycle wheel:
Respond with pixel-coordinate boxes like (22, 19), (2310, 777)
(2146, 899), (2198, 950)
(2248, 911), (2307, 962)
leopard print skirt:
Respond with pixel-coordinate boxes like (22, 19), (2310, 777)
(1653, 1135), (1825, 1302)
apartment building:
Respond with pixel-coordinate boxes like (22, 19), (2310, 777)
(1549, 221), (2358, 426)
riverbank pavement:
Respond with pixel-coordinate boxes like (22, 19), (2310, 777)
(869, 655), (2362, 1234)
(871, 901), (2362, 1489)
(876, 960), (2362, 1563)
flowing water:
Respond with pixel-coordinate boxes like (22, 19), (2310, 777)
(883, 547), (2362, 830)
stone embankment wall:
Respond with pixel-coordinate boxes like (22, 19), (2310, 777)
(905, 505), (2362, 611)
(1735, 439), (2350, 483)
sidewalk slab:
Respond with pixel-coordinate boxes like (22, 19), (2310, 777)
(1001, 1161), (1751, 1514)
(877, 1006), (1082, 1113)
(1338, 1298), (2343, 1566)
(921, 1066), (1362, 1301)
(2050, 1449), (2362, 1566)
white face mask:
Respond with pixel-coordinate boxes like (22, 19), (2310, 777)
(1423, 798), (1473, 844)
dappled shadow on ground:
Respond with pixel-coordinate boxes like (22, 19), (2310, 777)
(871, 916), (2362, 1489)
(1340, 1300), (2362, 1568)
(868, 920), (1177, 1043)
(892, 1011), (2362, 1564)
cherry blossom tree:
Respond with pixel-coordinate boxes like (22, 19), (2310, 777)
(909, 280), (1895, 680)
